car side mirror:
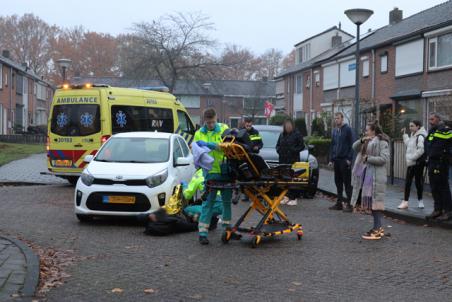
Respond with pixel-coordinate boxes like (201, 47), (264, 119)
(84, 155), (94, 163)
(175, 157), (190, 167)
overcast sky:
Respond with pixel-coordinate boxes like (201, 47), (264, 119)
(3, 0), (448, 55)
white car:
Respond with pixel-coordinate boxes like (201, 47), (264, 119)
(74, 132), (195, 221)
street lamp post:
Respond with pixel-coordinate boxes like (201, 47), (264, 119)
(56, 58), (72, 83)
(344, 8), (373, 136)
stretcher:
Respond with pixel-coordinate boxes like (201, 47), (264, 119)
(207, 134), (308, 248)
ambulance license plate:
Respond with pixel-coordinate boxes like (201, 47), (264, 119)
(53, 160), (72, 167)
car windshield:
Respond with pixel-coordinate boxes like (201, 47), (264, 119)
(95, 137), (169, 163)
(259, 130), (280, 148)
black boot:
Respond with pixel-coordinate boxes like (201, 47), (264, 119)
(342, 203), (353, 213)
(436, 211), (452, 222)
(199, 236), (209, 245)
(426, 210), (442, 221)
(329, 202), (343, 210)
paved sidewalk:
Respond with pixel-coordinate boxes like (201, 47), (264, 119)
(0, 153), (66, 185)
(0, 235), (39, 300)
(319, 168), (452, 228)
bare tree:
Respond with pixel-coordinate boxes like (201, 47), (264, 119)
(0, 14), (58, 75)
(122, 12), (218, 91)
(281, 49), (296, 69)
(50, 27), (120, 82)
(255, 48), (283, 80)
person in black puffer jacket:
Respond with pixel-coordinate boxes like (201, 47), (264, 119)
(276, 118), (305, 205)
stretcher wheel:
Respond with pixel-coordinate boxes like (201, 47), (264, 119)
(221, 231), (231, 244)
(251, 235), (262, 248)
(297, 230), (304, 241)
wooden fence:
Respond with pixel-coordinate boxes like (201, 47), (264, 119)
(0, 135), (46, 144)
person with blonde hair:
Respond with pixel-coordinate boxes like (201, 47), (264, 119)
(350, 121), (390, 240)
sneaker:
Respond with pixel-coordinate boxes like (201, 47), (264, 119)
(397, 200), (409, 209)
(426, 210), (442, 220)
(287, 199), (298, 206)
(361, 228), (383, 240)
(342, 203), (353, 213)
(436, 211), (452, 222)
(280, 196), (289, 205)
(199, 236), (209, 245)
(418, 200), (424, 209)
(329, 203), (343, 210)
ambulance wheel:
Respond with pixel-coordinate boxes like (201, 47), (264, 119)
(221, 231), (231, 244)
(251, 235), (262, 248)
(76, 214), (93, 223)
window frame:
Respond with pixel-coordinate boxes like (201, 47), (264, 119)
(172, 136), (184, 161)
(380, 54), (388, 73)
(177, 110), (195, 135)
(362, 58), (370, 77)
(428, 33), (452, 70)
(177, 136), (190, 157)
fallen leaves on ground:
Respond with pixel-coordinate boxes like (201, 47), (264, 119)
(111, 288), (124, 294)
(144, 288), (156, 294)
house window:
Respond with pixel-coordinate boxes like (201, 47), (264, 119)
(314, 71), (320, 86)
(297, 43), (311, 63)
(429, 32), (452, 69)
(362, 59), (370, 77)
(380, 54), (388, 73)
(296, 74), (302, 94)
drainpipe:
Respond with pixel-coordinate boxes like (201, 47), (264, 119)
(371, 49), (377, 118)
(309, 69), (313, 134)
(9, 66), (13, 134)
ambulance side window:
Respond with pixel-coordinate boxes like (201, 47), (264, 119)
(177, 111), (195, 135)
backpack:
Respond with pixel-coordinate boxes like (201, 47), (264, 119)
(415, 134), (427, 165)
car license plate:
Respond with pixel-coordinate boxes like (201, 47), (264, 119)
(102, 196), (136, 204)
(53, 160), (72, 167)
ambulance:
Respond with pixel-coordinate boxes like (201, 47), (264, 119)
(46, 84), (196, 185)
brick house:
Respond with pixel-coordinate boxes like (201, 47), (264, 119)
(279, 4), (452, 136)
(322, 3), (452, 133)
(275, 26), (354, 129)
(73, 77), (276, 127)
(0, 50), (54, 134)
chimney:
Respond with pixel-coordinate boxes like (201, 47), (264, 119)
(332, 33), (342, 48)
(2, 50), (10, 58)
(389, 7), (403, 25)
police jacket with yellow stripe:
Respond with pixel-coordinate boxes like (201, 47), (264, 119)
(425, 124), (452, 162)
(242, 127), (263, 153)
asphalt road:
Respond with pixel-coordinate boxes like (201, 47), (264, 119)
(0, 184), (451, 302)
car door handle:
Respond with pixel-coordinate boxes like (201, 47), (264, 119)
(74, 144), (83, 147)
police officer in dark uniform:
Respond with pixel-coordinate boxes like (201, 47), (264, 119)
(242, 117), (263, 153)
(239, 117), (263, 202)
(425, 113), (452, 221)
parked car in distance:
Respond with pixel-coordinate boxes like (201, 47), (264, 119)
(253, 125), (319, 198)
(74, 132), (195, 221)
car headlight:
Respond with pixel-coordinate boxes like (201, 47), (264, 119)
(80, 171), (94, 186)
(145, 169), (168, 188)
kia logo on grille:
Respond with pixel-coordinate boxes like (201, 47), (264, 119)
(115, 175), (124, 180)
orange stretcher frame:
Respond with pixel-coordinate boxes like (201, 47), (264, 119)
(212, 138), (305, 248)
